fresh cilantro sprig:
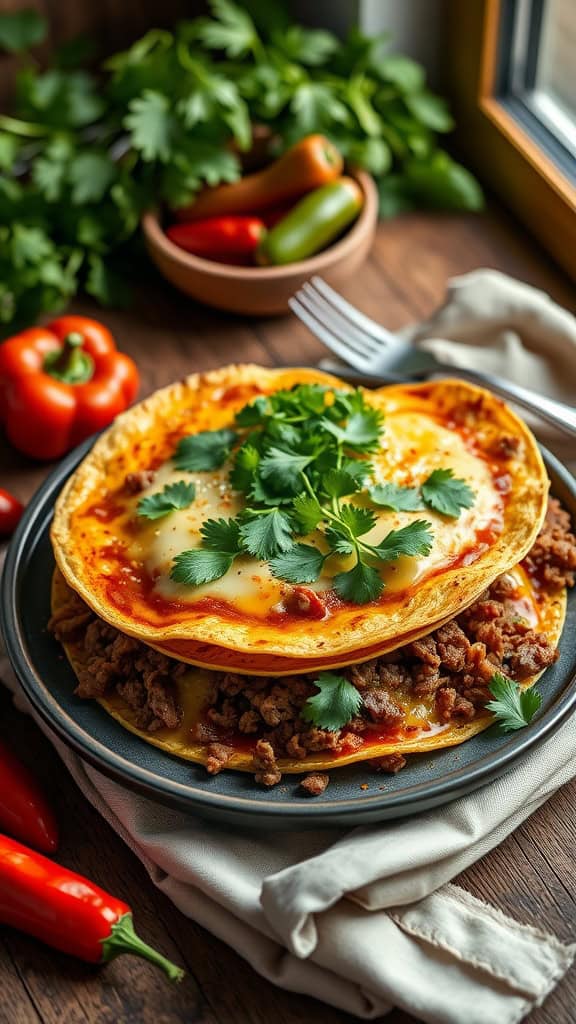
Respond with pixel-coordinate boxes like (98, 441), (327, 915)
(168, 383), (437, 603)
(137, 480), (195, 519)
(486, 673), (542, 732)
(370, 470), (475, 519)
(302, 672), (363, 732)
(369, 482), (423, 512)
(0, 1), (482, 336)
(174, 428), (237, 471)
(421, 469), (475, 518)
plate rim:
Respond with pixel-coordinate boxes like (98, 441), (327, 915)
(2, 436), (576, 826)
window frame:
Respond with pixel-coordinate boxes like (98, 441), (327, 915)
(446, 0), (576, 280)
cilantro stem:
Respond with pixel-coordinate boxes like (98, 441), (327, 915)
(0, 115), (50, 138)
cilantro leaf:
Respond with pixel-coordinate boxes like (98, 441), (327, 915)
(195, 0), (259, 57)
(200, 517), (241, 553)
(174, 428), (237, 472)
(323, 468), (361, 499)
(338, 504), (376, 538)
(340, 459), (374, 486)
(421, 469), (475, 518)
(238, 508), (294, 559)
(0, 9), (47, 53)
(272, 25), (338, 66)
(302, 672), (363, 731)
(171, 548), (235, 586)
(137, 481), (195, 520)
(125, 90), (174, 162)
(373, 520), (434, 561)
(325, 528), (354, 556)
(369, 482), (424, 511)
(10, 225), (53, 268)
(68, 152), (115, 205)
(269, 543), (326, 584)
(333, 561), (383, 603)
(292, 493), (324, 533)
(235, 396), (271, 427)
(229, 443), (260, 492)
(486, 673), (542, 732)
(0, 134), (18, 171)
(290, 83), (350, 134)
(85, 256), (131, 307)
(323, 407), (383, 451)
(259, 445), (313, 494)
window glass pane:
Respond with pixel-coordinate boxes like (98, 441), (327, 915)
(531, 0), (576, 155)
(536, 0), (576, 119)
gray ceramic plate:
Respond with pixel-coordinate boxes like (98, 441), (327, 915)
(2, 437), (576, 829)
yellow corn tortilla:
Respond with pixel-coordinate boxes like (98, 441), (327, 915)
(51, 365), (549, 675)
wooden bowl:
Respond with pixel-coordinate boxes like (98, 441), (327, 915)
(141, 169), (378, 316)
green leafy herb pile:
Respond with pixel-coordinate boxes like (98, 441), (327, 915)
(0, 1), (483, 335)
(134, 382), (476, 604)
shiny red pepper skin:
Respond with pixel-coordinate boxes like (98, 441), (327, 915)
(0, 835), (184, 980)
(0, 316), (139, 461)
(166, 216), (266, 260)
(0, 489), (24, 538)
(0, 741), (58, 853)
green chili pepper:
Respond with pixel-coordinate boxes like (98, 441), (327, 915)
(256, 176), (364, 265)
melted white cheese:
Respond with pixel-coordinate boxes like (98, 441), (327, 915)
(127, 410), (502, 617)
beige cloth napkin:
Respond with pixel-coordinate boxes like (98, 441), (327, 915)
(1, 269), (576, 1023)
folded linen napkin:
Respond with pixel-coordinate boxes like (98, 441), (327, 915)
(1, 269), (576, 1024)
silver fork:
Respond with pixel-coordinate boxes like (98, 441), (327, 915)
(289, 276), (576, 439)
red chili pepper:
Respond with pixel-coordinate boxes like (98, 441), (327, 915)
(0, 835), (184, 981)
(166, 216), (266, 260)
(0, 316), (140, 461)
(0, 741), (58, 853)
(0, 489), (24, 538)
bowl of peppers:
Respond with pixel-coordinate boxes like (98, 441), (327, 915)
(142, 134), (378, 316)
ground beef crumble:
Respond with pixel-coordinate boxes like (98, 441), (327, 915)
(300, 773), (330, 796)
(50, 498), (576, 792)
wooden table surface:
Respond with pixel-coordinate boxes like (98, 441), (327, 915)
(1, 207), (575, 1024)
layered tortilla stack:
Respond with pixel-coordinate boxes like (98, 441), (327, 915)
(49, 366), (576, 790)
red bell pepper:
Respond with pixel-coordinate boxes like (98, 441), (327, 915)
(0, 740), (58, 853)
(0, 489), (23, 537)
(0, 316), (139, 461)
(0, 835), (184, 981)
(166, 216), (266, 260)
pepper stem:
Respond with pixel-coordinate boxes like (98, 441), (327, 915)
(101, 912), (185, 983)
(44, 332), (94, 385)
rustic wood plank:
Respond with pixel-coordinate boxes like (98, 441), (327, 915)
(0, 939), (43, 1024)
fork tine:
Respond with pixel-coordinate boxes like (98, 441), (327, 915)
(294, 290), (381, 363)
(301, 283), (383, 359)
(288, 298), (371, 374)
(310, 276), (398, 346)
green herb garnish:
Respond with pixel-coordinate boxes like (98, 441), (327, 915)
(168, 384), (440, 603)
(370, 472), (475, 518)
(172, 548), (236, 586)
(302, 672), (363, 732)
(137, 481), (195, 520)
(486, 673), (542, 732)
(369, 482), (424, 511)
(174, 428), (237, 472)
(420, 468), (475, 518)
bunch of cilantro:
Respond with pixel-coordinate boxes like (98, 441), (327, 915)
(0, 1), (483, 336)
(165, 383), (441, 604)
